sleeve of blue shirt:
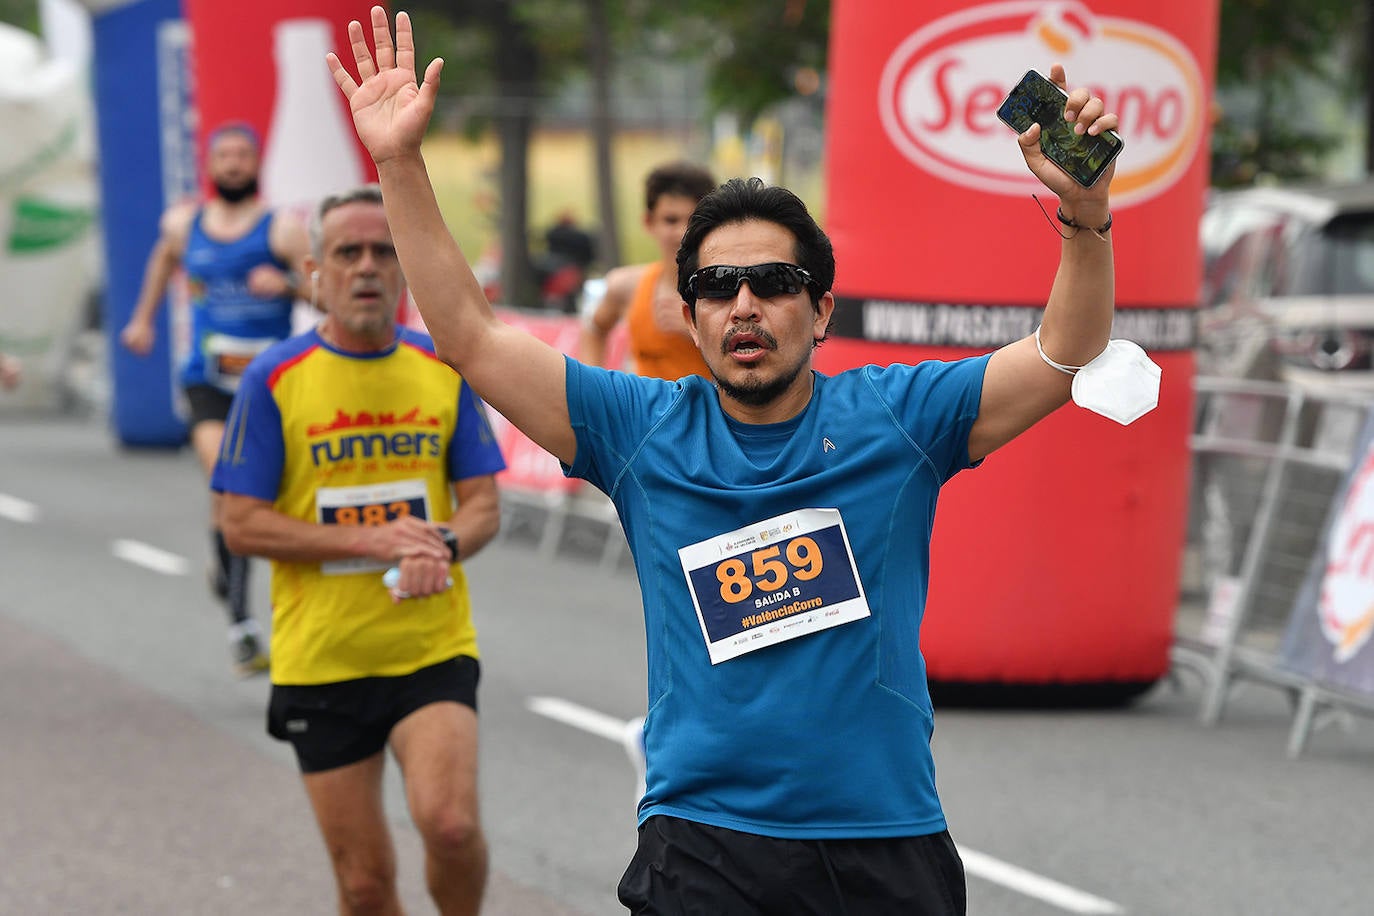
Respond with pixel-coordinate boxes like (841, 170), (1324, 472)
(210, 359), (285, 501)
(562, 356), (671, 494)
(868, 354), (991, 483)
(449, 381), (507, 480)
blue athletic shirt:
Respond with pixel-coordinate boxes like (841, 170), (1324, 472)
(181, 209), (295, 391)
(564, 354), (990, 839)
(211, 328), (505, 685)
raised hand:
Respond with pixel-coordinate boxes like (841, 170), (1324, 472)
(327, 6), (444, 166)
(1016, 63), (1118, 203)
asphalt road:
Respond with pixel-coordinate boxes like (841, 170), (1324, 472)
(2, 414), (1372, 915)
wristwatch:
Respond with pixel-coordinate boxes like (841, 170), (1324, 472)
(440, 527), (460, 563)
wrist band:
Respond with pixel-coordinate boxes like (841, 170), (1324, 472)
(440, 528), (460, 563)
(1055, 207), (1112, 236)
(1031, 194), (1113, 242)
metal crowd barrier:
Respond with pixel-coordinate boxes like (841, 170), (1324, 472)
(1173, 375), (1374, 756)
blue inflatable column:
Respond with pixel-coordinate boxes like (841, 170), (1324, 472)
(86, 0), (197, 446)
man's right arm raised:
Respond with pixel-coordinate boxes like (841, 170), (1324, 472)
(329, 7), (576, 465)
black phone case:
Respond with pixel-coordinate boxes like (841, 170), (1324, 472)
(996, 69), (1123, 188)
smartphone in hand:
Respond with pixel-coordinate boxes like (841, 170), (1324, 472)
(997, 69), (1123, 188)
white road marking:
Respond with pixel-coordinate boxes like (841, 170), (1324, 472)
(111, 539), (190, 577)
(526, 696), (626, 743)
(0, 492), (39, 523)
(958, 846), (1126, 914)
(528, 695), (1128, 915)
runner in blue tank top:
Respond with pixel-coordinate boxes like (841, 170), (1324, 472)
(334, 11), (1126, 913)
(179, 207), (296, 391)
(120, 122), (310, 676)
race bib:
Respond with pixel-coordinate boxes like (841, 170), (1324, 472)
(316, 479), (431, 575)
(204, 333), (276, 393)
(678, 508), (871, 665)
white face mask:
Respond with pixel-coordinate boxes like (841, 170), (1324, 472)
(1035, 328), (1161, 426)
(1070, 339), (1161, 425)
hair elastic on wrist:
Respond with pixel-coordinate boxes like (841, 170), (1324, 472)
(1031, 194), (1112, 241)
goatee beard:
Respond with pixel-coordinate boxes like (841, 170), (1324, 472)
(214, 177), (259, 204)
(712, 362), (807, 408)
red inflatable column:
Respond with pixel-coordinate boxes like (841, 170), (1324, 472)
(821, 1), (1217, 697)
(184, 1), (379, 219)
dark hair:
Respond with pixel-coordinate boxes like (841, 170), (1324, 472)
(676, 177), (835, 341)
(645, 161), (717, 212)
(310, 184), (385, 259)
(207, 120), (262, 153)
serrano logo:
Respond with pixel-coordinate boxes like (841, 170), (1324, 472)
(878, 1), (1205, 206)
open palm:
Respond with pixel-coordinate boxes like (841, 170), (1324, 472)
(328, 7), (444, 165)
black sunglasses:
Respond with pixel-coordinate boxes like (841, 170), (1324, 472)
(685, 262), (816, 305)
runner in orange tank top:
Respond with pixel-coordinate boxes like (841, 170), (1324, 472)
(581, 161), (717, 379)
(623, 261), (709, 379)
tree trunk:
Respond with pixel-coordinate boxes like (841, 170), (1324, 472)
(587, 0), (621, 270)
(1367, 0), (1374, 173)
(492, 4), (539, 308)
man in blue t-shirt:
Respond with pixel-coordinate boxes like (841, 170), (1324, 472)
(330, 11), (1123, 913)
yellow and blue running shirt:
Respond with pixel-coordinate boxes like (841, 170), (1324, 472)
(212, 328), (505, 686)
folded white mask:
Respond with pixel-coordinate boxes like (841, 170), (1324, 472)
(1035, 328), (1162, 426)
(1071, 339), (1161, 425)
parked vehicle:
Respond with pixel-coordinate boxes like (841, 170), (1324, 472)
(1199, 182), (1374, 393)
(1191, 183), (1374, 622)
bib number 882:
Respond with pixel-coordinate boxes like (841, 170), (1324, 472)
(328, 501), (413, 526)
(716, 536), (822, 603)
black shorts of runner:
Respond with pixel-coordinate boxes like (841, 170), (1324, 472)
(267, 655), (480, 774)
(618, 815), (966, 916)
(183, 384), (235, 428)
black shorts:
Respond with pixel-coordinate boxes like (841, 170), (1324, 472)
(267, 655), (480, 774)
(183, 384), (235, 428)
(618, 815), (966, 916)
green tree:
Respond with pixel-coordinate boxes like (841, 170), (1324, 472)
(404, 2), (541, 308)
(639, 0), (830, 130)
(1212, 0), (1365, 185)
(406, 0), (831, 306)
(0, 0), (38, 31)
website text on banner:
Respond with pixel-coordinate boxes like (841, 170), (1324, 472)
(821, 0), (1216, 694)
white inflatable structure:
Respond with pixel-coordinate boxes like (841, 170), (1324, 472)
(0, 15), (100, 413)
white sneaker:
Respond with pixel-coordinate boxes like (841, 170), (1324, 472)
(622, 715), (647, 806)
(227, 620), (269, 678)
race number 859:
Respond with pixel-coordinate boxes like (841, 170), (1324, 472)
(716, 536), (823, 603)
